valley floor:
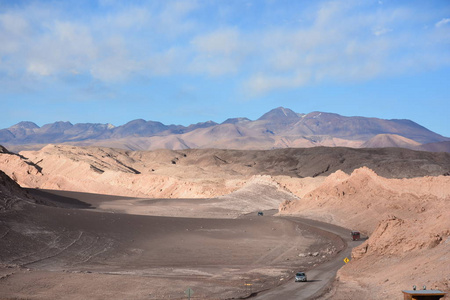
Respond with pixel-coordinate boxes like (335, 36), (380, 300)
(0, 190), (344, 300)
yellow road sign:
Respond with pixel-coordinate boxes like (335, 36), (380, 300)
(343, 257), (350, 263)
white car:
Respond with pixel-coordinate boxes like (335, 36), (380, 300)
(295, 272), (307, 282)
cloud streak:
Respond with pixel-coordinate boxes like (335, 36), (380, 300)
(435, 18), (450, 28)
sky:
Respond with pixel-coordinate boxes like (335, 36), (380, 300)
(1, 0), (450, 137)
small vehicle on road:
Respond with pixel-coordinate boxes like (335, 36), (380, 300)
(351, 231), (360, 241)
(257, 211), (264, 216)
(295, 272), (307, 282)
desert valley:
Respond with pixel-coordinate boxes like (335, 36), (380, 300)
(0, 109), (449, 299)
(2, 0), (450, 298)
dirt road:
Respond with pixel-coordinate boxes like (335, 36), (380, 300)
(254, 217), (364, 300)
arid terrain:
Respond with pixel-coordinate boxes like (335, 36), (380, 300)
(0, 144), (449, 299)
(279, 167), (450, 299)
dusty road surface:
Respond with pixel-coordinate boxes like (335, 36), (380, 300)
(0, 190), (348, 299)
(254, 217), (364, 299)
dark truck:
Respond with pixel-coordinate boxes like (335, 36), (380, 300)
(351, 231), (360, 241)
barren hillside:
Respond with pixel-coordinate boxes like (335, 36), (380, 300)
(1, 145), (449, 200)
(279, 167), (450, 299)
(0, 170), (33, 211)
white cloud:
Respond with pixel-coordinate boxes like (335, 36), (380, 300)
(239, 1), (450, 95)
(165, 0), (198, 17)
(269, 49), (301, 72)
(373, 27), (392, 36)
(191, 28), (240, 55)
(0, 2), (197, 82)
(0, 13), (30, 36)
(189, 28), (247, 76)
(27, 62), (53, 76)
(315, 1), (344, 28)
(108, 7), (150, 29)
(91, 56), (140, 82)
(189, 56), (240, 76)
(245, 72), (311, 96)
(0, 0), (449, 95)
(147, 48), (185, 76)
(23, 20), (98, 77)
(157, 0), (198, 37)
(435, 18), (450, 28)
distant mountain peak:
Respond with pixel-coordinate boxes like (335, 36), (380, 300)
(41, 121), (73, 131)
(222, 117), (251, 125)
(125, 119), (147, 125)
(198, 120), (217, 125)
(258, 107), (301, 122)
(186, 120), (218, 130)
(10, 121), (39, 129)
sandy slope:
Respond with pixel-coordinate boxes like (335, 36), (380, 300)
(279, 167), (450, 299)
(361, 133), (421, 149)
(95, 176), (300, 218)
(0, 145), (241, 198)
(1, 145), (449, 201)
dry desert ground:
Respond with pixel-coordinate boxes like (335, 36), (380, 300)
(0, 145), (449, 299)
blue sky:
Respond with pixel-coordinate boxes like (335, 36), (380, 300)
(1, 0), (449, 137)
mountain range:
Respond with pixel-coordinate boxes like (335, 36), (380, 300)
(1, 107), (449, 152)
